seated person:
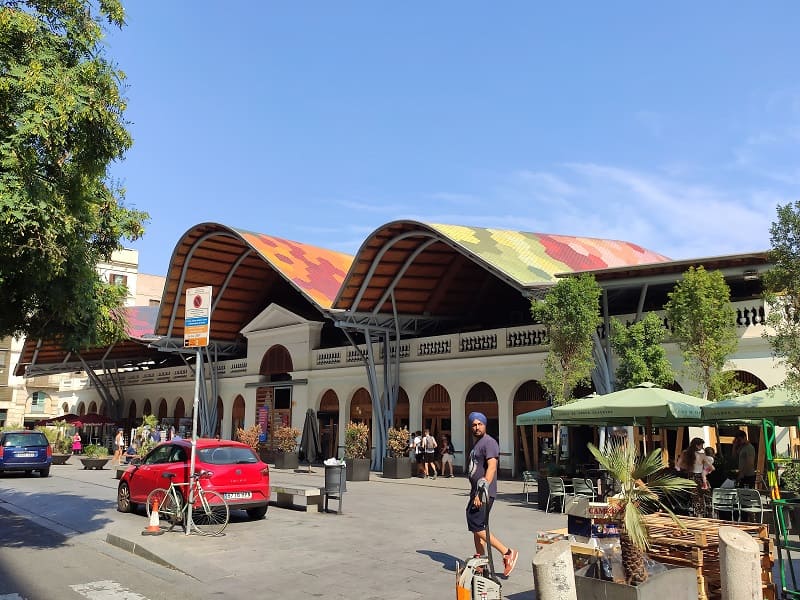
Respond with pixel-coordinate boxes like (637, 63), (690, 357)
(124, 442), (139, 464)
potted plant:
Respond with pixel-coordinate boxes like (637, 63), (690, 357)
(779, 461), (800, 533)
(579, 440), (697, 590)
(43, 421), (72, 465)
(344, 421), (370, 481)
(80, 443), (111, 470)
(383, 426), (412, 479)
(272, 425), (301, 470)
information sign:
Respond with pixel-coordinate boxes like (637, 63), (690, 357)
(184, 286), (212, 347)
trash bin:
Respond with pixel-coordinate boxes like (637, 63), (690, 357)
(324, 463), (346, 514)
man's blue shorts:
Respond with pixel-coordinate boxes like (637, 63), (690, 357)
(466, 495), (494, 532)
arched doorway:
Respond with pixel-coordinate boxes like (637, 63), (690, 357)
(394, 387), (409, 428)
(422, 384), (451, 440)
(319, 389), (339, 459)
(88, 401), (97, 414)
(143, 399), (152, 416)
(158, 399), (168, 421)
(513, 380), (547, 474)
(174, 398), (185, 435)
(61, 402), (69, 414)
(128, 401), (137, 428)
(350, 388), (371, 426)
(231, 395), (245, 440)
(731, 370), (767, 393)
(257, 345), (294, 454)
(78, 402), (85, 416)
(465, 382), (498, 460)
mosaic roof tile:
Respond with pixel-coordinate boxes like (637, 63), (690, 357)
(237, 229), (354, 309)
(428, 224), (670, 286)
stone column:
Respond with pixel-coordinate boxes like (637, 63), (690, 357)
(719, 525), (761, 600)
(532, 540), (577, 600)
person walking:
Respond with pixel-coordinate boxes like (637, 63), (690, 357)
(440, 434), (455, 478)
(733, 430), (757, 488)
(465, 411), (518, 577)
(422, 428), (438, 479)
(412, 431), (425, 477)
(113, 428), (125, 466)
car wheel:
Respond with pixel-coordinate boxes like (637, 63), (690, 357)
(246, 505), (268, 520)
(117, 482), (133, 513)
(39, 467), (50, 477)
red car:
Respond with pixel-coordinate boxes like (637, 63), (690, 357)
(117, 438), (270, 519)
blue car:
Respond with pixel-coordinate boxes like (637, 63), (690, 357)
(0, 430), (52, 477)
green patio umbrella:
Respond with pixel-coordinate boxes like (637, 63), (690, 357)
(702, 386), (800, 424)
(550, 382), (710, 426)
(515, 406), (555, 426)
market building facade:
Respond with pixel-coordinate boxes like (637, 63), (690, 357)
(13, 221), (778, 476)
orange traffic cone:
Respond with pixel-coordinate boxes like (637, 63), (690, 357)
(142, 498), (165, 536)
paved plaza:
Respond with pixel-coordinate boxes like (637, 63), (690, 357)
(0, 460), (568, 599)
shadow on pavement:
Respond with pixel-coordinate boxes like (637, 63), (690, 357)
(417, 549), (460, 572)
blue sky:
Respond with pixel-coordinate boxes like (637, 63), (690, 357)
(104, 2), (800, 275)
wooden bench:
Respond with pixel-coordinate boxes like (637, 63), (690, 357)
(271, 484), (324, 513)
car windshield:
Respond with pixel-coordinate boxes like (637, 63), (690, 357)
(3, 433), (47, 447)
(198, 446), (258, 465)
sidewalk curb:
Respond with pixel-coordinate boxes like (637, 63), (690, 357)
(105, 533), (183, 573)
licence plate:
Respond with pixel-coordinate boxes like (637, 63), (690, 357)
(16, 452), (36, 458)
(224, 492), (252, 500)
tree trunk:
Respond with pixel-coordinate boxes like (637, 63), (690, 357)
(620, 532), (648, 585)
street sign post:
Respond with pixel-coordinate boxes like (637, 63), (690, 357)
(184, 286), (212, 535)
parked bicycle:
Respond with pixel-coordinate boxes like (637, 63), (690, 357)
(146, 469), (229, 535)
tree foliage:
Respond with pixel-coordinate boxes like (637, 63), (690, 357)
(664, 266), (738, 400)
(531, 274), (601, 406)
(610, 312), (674, 389)
(763, 201), (800, 394)
(0, 0), (148, 350)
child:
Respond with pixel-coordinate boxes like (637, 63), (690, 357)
(701, 446), (716, 489)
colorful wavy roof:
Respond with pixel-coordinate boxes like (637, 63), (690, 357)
(428, 223), (670, 285)
(236, 229), (353, 309)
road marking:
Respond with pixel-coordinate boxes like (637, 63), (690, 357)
(0, 594), (27, 599)
(70, 581), (149, 600)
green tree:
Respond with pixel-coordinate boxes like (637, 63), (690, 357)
(531, 273), (601, 406)
(610, 312), (675, 389)
(763, 200), (800, 394)
(0, 0), (148, 351)
(664, 266), (738, 400)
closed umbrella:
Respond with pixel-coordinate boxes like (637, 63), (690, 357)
(299, 409), (321, 472)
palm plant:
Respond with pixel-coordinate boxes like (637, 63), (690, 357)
(588, 440), (697, 585)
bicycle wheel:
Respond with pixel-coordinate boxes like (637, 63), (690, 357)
(147, 487), (182, 526)
(190, 490), (229, 535)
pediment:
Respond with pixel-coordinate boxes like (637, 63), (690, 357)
(240, 304), (311, 334)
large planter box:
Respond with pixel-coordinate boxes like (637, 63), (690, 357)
(382, 456), (412, 479)
(80, 457), (110, 470)
(345, 458), (370, 481)
(575, 567), (698, 600)
(51, 454), (71, 465)
(274, 452), (299, 470)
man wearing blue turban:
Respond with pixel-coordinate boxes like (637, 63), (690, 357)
(466, 411), (518, 577)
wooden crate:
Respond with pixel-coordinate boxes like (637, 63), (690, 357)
(643, 513), (775, 600)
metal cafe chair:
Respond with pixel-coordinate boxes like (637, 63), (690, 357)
(522, 471), (537, 504)
(546, 476), (572, 513)
(711, 487), (740, 521)
(572, 477), (597, 501)
(737, 488), (765, 523)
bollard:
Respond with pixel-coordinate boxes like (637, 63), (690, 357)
(719, 525), (761, 600)
(532, 539), (577, 600)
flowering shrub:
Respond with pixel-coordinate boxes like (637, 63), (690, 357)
(387, 426), (409, 457)
(344, 421), (370, 459)
(236, 424), (262, 452)
(273, 426), (301, 453)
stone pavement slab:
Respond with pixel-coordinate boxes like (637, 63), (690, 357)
(0, 460), (569, 598)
